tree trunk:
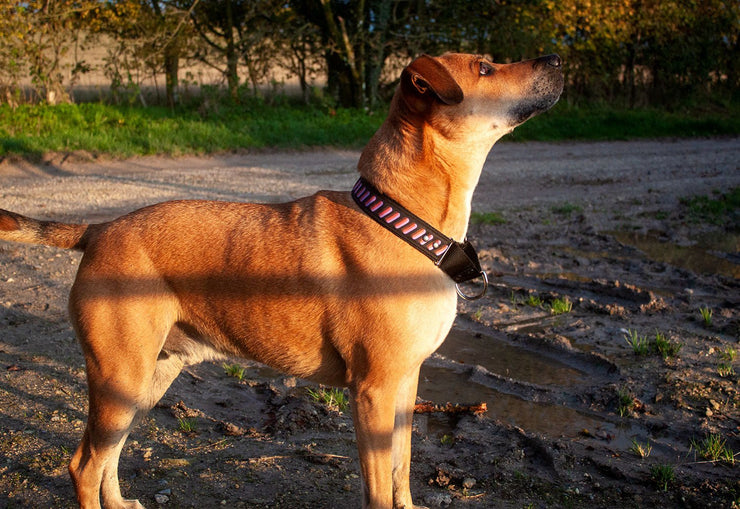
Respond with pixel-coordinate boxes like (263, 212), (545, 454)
(225, 0), (239, 101)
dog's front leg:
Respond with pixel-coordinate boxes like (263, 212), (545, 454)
(391, 365), (428, 509)
(351, 378), (398, 509)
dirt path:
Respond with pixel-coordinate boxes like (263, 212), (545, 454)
(1, 138), (738, 508)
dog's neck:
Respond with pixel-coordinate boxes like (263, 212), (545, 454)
(357, 105), (496, 242)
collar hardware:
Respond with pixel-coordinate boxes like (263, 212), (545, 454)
(351, 178), (488, 300)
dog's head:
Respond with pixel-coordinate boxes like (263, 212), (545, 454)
(399, 53), (563, 141)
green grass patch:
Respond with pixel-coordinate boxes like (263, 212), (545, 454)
(654, 330), (682, 359)
(616, 387), (635, 417)
(510, 101), (740, 141)
(0, 100), (383, 158)
(471, 211), (506, 225)
(691, 433), (736, 464)
(550, 201), (583, 215)
(548, 297), (572, 315)
(306, 386), (349, 413)
(680, 188), (740, 227)
(1, 98), (738, 158)
(624, 329), (651, 355)
(649, 464), (675, 492)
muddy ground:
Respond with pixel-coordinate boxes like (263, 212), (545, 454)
(0, 137), (738, 508)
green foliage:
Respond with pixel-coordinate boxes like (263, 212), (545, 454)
(650, 464), (675, 492)
(511, 102), (740, 142)
(616, 387), (635, 417)
(699, 307), (713, 326)
(222, 363), (246, 381)
(680, 188), (740, 227)
(654, 330), (682, 359)
(0, 100), (383, 157)
(177, 417), (197, 433)
(691, 434), (736, 464)
(549, 297), (573, 315)
(719, 346), (737, 363)
(624, 329), (650, 356)
(0, 100), (738, 158)
(306, 386), (349, 413)
(629, 439), (652, 459)
(471, 211), (506, 225)
(550, 201), (582, 216)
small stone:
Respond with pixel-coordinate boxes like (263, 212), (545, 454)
(462, 477), (476, 489)
(425, 492), (453, 507)
(154, 493), (169, 504)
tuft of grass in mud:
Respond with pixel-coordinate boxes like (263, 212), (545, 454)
(719, 346), (737, 363)
(223, 363), (246, 381)
(699, 306), (713, 327)
(307, 386), (349, 413)
(617, 387), (635, 417)
(717, 363), (736, 378)
(177, 417), (198, 433)
(548, 297), (572, 315)
(624, 329), (651, 355)
(690, 433), (736, 464)
(471, 211), (506, 225)
(630, 439), (652, 459)
(654, 330), (682, 359)
(650, 464), (675, 492)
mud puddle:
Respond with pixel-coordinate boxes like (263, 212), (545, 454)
(419, 328), (654, 451)
(611, 230), (739, 278)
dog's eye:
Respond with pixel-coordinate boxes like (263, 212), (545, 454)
(479, 62), (494, 76)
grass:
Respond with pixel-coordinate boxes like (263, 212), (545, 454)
(0, 99), (383, 158)
(0, 98), (738, 158)
(718, 363), (736, 378)
(550, 201), (583, 215)
(509, 101), (740, 142)
(649, 464), (675, 491)
(624, 329), (651, 356)
(654, 330), (682, 359)
(699, 306), (713, 326)
(680, 187), (740, 226)
(471, 211), (506, 225)
(548, 297), (572, 315)
(307, 386), (349, 413)
(690, 433), (736, 464)
(719, 346), (737, 363)
(629, 439), (652, 458)
(177, 417), (197, 433)
(616, 387), (635, 417)
(222, 363), (246, 381)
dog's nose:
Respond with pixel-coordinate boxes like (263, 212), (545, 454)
(541, 54), (562, 69)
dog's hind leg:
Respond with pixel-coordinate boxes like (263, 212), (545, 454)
(70, 337), (183, 509)
(68, 285), (181, 509)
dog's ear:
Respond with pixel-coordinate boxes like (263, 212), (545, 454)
(401, 55), (464, 110)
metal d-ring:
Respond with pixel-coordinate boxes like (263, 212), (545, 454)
(455, 271), (489, 301)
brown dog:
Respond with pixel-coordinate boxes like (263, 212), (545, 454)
(0, 53), (562, 508)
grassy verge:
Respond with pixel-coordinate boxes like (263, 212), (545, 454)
(0, 98), (738, 159)
(509, 101), (740, 141)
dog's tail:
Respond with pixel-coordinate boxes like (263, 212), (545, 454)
(0, 209), (89, 250)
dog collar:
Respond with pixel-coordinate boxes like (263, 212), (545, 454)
(351, 177), (488, 300)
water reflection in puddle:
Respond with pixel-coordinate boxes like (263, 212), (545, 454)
(611, 230), (739, 278)
(419, 328), (636, 448)
(434, 328), (585, 386)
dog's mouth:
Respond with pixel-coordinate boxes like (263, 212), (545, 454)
(507, 70), (564, 127)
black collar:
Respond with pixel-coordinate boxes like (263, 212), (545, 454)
(351, 177), (488, 300)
